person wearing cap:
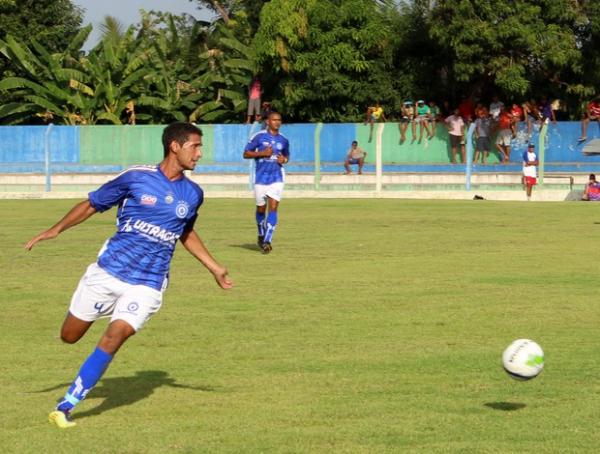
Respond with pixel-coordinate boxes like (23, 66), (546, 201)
(399, 100), (415, 143)
(415, 99), (432, 142)
(522, 142), (539, 201)
(582, 173), (600, 201)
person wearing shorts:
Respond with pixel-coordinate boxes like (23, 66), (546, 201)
(522, 142), (539, 201)
(243, 111), (290, 254)
(495, 107), (514, 163)
(246, 77), (262, 123)
(445, 108), (465, 163)
(25, 122), (233, 428)
(579, 97), (600, 142)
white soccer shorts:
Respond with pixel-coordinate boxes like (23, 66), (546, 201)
(254, 182), (284, 206)
(69, 263), (163, 332)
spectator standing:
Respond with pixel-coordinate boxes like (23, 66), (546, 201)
(579, 97), (600, 142)
(522, 142), (539, 201)
(445, 108), (465, 164)
(495, 106), (513, 163)
(246, 77), (262, 124)
(458, 95), (475, 124)
(510, 102), (523, 137)
(343, 141), (367, 175)
(489, 95), (504, 121)
(522, 99), (542, 137)
(473, 108), (493, 164)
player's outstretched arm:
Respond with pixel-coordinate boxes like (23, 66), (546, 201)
(180, 229), (233, 290)
(24, 199), (97, 250)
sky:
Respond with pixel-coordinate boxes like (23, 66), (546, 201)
(72, 0), (214, 50)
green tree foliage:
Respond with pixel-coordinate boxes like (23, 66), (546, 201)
(253, 0), (399, 122)
(0, 0), (83, 77)
(429, 0), (583, 99)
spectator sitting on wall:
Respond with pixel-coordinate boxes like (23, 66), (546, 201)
(582, 173), (600, 201)
(399, 100), (415, 143)
(579, 97), (600, 143)
(344, 140), (367, 175)
(365, 101), (386, 143)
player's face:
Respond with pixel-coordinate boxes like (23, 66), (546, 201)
(176, 133), (203, 170)
(266, 114), (282, 133)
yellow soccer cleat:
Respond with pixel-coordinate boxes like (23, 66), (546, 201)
(48, 410), (77, 429)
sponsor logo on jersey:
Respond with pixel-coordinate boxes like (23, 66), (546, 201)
(141, 194), (157, 206)
(175, 201), (189, 218)
(119, 218), (181, 244)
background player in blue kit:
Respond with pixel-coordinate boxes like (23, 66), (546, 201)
(243, 111), (290, 253)
(25, 122), (233, 428)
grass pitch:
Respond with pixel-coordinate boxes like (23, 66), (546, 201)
(2, 198), (600, 453)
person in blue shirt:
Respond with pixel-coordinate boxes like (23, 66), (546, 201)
(24, 122), (233, 428)
(243, 111), (290, 253)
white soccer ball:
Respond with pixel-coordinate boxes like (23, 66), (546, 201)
(502, 339), (544, 380)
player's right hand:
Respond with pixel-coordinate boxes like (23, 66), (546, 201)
(262, 146), (273, 157)
(213, 266), (233, 290)
(24, 230), (57, 250)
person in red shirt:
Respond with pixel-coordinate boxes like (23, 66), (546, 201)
(510, 103), (523, 138)
(579, 97), (600, 142)
(458, 95), (475, 123)
(495, 107), (514, 163)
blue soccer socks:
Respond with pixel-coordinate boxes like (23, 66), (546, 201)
(56, 347), (113, 413)
(255, 211), (266, 237)
(264, 211), (278, 243)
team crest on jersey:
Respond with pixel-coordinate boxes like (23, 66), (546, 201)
(275, 142), (283, 151)
(165, 194), (174, 204)
(175, 201), (189, 218)
(141, 194), (157, 206)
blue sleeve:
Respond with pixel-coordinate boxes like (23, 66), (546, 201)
(522, 151), (528, 163)
(244, 133), (262, 152)
(88, 170), (136, 212)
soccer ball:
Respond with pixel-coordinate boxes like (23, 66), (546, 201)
(502, 339), (544, 380)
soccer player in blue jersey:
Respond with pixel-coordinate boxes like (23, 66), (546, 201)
(25, 122), (233, 428)
(243, 111), (290, 253)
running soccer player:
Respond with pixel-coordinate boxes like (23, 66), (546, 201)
(243, 111), (290, 254)
(25, 122), (233, 429)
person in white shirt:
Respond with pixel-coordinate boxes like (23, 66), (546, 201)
(522, 142), (539, 201)
(445, 108), (465, 163)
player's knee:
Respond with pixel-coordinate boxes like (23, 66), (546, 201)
(60, 330), (81, 344)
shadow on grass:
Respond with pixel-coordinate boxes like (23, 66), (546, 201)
(484, 402), (527, 411)
(231, 243), (262, 251)
(36, 370), (215, 419)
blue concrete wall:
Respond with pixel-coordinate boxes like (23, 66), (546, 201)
(1, 121), (600, 173)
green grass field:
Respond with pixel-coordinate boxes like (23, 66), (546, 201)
(3, 198), (600, 453)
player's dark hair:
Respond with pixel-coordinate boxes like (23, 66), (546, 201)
(162, 122), (202, 157)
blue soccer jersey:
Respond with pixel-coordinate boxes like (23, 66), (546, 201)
(245, 130), (290, 184)
(88, 165), (203, 291)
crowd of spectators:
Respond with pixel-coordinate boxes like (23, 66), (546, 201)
(362, 95), (600, 164)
